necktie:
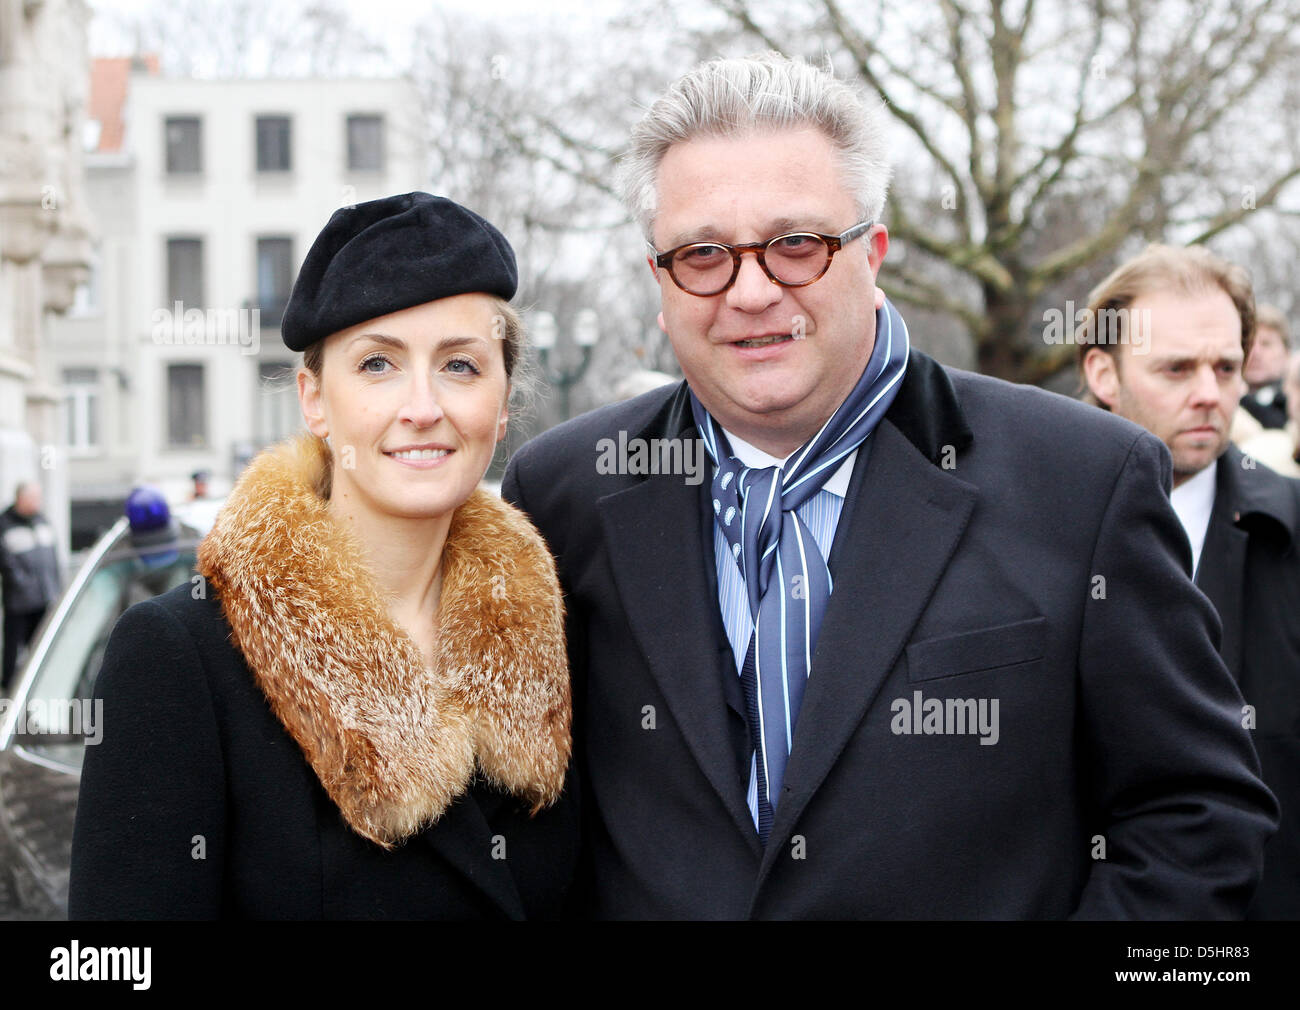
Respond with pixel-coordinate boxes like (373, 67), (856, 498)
(692, 298), (911, 834)
(740, 637), (775, 843)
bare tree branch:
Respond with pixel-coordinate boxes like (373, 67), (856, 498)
(881, 270), (989, 334)
(1185, 167), (1300, 244)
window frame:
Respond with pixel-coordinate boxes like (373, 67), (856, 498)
(164, 115), (203, 174)
(345, 113), (386, 173)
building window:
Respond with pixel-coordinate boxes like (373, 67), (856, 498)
(71, 244), (101, 316)
(255, 237), (293, 327)
(346, 114), (385, 172)
(258, 362), (300, 444)
(167, 238), (204, 310)
(164, 116), (202, 173)
(82, 119), (102, 153)
(167, 364), (207, 448)
(64, 368), (100, 453)
(255, 115), (292, 172)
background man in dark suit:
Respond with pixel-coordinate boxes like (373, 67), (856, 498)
(1080, 244), (1300, 918)
(504, 53), (1277, 919)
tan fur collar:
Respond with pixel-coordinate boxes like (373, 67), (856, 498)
(195, 434), (570, 848)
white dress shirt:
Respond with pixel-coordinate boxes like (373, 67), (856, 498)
(1169, 462), (1217, 577)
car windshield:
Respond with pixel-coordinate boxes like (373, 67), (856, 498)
(12, 538), (200, 769)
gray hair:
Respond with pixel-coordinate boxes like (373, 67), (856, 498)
(617, 51), (892, 241)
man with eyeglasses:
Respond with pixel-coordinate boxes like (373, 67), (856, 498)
(503, 53), (1276, 919)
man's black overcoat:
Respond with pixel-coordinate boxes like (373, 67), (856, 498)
(504, 351), (1278, 919)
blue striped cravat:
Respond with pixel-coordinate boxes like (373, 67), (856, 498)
(690, 298), (910, 837)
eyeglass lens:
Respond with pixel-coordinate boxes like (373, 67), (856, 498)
(672, 234), (831, 294)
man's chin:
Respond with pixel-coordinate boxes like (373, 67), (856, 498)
(1173, 448), (1225, 480)
(704, 380), (806, 421)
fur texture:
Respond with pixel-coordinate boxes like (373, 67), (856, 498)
(195, 434), (570, 848)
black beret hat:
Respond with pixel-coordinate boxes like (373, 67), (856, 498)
(281, 192), (518, 352)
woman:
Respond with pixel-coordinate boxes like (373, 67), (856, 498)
(68, 193), (577, 919)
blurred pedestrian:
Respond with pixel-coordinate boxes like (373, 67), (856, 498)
(1240, 351), (1300, 477)
(0, 481), (60, 692)
(189, 469), (211, 500)
(1241, 304), (1291, 429)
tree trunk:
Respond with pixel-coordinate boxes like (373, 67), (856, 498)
(975, 284), (1035, 383)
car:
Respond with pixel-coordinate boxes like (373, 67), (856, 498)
(0, 491), (220, 919)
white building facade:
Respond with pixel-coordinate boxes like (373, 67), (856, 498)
(53, 67), (425, 546)
(0, 0), (94, 558)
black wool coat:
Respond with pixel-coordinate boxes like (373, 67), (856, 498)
(1196, 447), (1300, 919)
(503, 350), (1278, 919)
(70, 436), (578, 920)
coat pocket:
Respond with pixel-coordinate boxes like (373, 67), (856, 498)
(906, 616), (1047, 682)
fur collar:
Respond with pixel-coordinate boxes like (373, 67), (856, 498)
(195, 434), (570, 848)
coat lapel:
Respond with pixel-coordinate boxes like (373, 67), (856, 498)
(1193, 447), (1299, 682)
(597, 386), (763, 855)
(754, 416), (977, 885)
(420, 790), (526, 919)
(1195, 458), (1247, 679)
(597, 355), (978, 876)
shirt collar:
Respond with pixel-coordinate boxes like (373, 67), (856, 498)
(718, 426), (857, 498)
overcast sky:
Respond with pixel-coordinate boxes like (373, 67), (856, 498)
(87, 0), (631, 60)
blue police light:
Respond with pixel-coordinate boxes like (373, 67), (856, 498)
(125, 486), (171, 535)
(124, 486), (180, 567)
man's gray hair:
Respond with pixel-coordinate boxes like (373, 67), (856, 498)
(618, 51), (892, 241)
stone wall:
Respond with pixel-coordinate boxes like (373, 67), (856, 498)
(0, 0), (93, 557)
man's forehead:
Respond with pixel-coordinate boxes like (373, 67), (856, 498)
(651, 126), (856, 245)
(1128, 289), (1244, 356)
(661, 214), (843, 249)
(1141, 345), (1244, 363)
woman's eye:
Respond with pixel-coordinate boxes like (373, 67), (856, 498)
(359, 354), (392, 374)
(446, 357), (481, 375)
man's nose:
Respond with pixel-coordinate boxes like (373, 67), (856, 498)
(725, 250), (783, 312)
(1188, 364), (1223, 406)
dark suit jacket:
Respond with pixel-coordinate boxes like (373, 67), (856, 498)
(503, 351), (1277, 919)
(1241, 386), (1289, 430)
(68, 586), (578, 920)
(1196, 448), (1300, 918)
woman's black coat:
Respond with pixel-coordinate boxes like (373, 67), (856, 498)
(69, 437), (578, 920)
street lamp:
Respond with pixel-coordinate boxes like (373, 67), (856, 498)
(532, 309), (598, 422)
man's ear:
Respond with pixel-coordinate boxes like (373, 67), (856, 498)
(1082, 347), (1121, 409)
(657, 310), (667, 334)
(867, 225), (889, 309)
(298, 367), (329, 438)
(646, 253), (659, 279)
(866, 224), (889, 277)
